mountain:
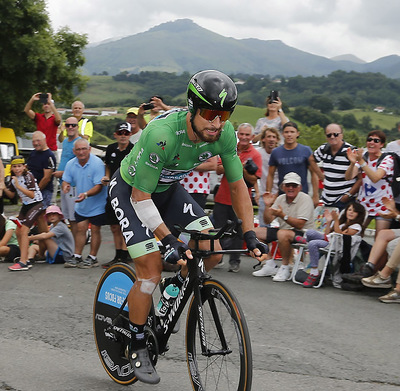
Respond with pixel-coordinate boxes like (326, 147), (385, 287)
(330, 54), (366, 64)
(82, 19), (400, 78)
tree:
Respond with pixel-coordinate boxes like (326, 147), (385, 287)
(310, 95), (333, 114)
(0, 0), (88, 132)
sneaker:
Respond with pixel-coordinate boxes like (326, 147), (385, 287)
(228, 263), (240, 273)
(342, 263), (375, 282)
(252, 263), (278, 277)
(379, 289), (400, 304)
(361, 272), (392, 289)
(8, 261), (30, 271)
(293, 235), (307, 244)
(64, 261), (77, 268)
(27, 260), (33, 269)
(303, 274), (320, 288)
(214, 259), (225, 269)
(101, 257), (122, 269)
(129, 347), (160, 384)
(34, 255), (47, 264)
(272, 266), (291, 282)
(78, 256), (99, 269)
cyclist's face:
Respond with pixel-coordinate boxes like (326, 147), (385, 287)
(192, 110), (224, 143)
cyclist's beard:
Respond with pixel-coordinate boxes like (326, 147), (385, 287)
(192, 122), (222, 143)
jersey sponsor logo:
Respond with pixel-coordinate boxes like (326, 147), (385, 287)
(149, 153), (160, 164)
(128, 165), (136, 177)
(145, 242), (156, 252)
(175, 129), (185, 136)
(219, 88), (227, 107)
(159, 168), (191, 183)
(183, 202), (197, 217)
(182, 143), (192, 148)
(157, 140), (167, 150)
(198, 151), (212, 162)
(145, 161), (158, 170)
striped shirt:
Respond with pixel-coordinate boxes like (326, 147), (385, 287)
(314, 141), (357, 205)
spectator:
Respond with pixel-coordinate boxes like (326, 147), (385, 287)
(298, 201), (365, 287)
(256, 127), (280, 227)
(59, 100), (93, 142)
(180, 156), (217, 209)
(266, 121), (322, 206)
(62, 139), (107, 268)
(24, 92), (61, 152)
(213, 123), (262, 273)
(4, 156), (44, 271)
(101, 122), (134, 268)
(345, 130), (394, 236)
(27, 205), (75, 266)
(140, 95), (171, 128)
(253, 172), (314, 281)
(53, 117), (81, 237)
(314, 123), (362, 210)
(0, 158), (5, 214)
(254, 93), (289, 143)
(125, 107), (144, 145)
(0, 214), (20, 263)
(27, 131), (56, 208)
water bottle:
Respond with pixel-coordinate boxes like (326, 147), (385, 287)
(155, 284), (179, 317)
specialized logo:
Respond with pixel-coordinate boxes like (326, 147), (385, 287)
(198, 151), (212, 162)
(149, 153), (160, 164)
(157, 141), (167, 150)
(219, 88), (227, 107)
(183, 203), (197, 217)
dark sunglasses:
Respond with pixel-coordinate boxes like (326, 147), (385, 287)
(326, 132), (340, 138)
(284, 183), (299, 188)
(199, 108), (232, 123)
(367, 137), (382, 143)
(115, 129), (131, 136)
(65, 123), (78, 128)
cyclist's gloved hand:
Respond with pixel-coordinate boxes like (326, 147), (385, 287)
(161, 234), (190, 264)
(244, 230), (269, 255)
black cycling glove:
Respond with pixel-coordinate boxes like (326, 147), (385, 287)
(244, 230), (269, 255)
(161, 234), (189, 264)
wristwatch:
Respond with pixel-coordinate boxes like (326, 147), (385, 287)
(283, 215), (289, 221)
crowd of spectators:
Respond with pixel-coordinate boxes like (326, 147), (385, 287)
(1, 90), (399, 304)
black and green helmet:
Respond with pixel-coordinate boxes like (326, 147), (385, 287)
(187, 70), (238, 115)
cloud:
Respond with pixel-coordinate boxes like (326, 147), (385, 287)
(45, 0), (400, 62)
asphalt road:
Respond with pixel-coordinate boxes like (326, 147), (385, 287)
(0, 224), (399, 391)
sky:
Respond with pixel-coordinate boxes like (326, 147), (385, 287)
(46, 0), (400, 63)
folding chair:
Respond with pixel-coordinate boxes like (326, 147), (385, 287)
(291, 204), (339, 286)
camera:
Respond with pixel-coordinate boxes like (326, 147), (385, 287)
(39, 93), (48, 104)
(142, 102), (154, 110)
(269, 90), (279, 102)
(244, 158), (258, 175)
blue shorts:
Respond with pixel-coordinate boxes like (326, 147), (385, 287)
(46, 247), (65, 264)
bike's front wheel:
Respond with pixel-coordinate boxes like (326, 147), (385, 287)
(186, 279), (252, 391)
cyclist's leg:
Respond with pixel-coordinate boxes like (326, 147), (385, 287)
(155, 184), (221, 272)
(109, 170), (161, 384)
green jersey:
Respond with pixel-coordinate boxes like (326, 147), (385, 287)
(120, 109), (243, 193)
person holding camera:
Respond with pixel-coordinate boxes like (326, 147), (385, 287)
(254, 91), (289, 143)
(24, 92), (62, 152)
(213, 123), (262, 273)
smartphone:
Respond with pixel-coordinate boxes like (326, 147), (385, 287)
(39, 93), (48, 104)
(270, 90), (279, 102)
(142, 102), (154, 110)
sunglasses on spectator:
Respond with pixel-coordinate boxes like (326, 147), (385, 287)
(65, 123), (78, 128)
(115, 129), (131, 136)
(326, 132), (341, 138)
(199, 108), (232, 123)
(284, 183), (299, 188)
(367, 137), (382, 143)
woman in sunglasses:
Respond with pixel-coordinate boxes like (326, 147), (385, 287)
(345, 130), (394, 236)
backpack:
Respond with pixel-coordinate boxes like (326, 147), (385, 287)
(363, 151), (400, 197)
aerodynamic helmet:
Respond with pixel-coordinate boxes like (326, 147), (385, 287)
(187, 70), (238, 115)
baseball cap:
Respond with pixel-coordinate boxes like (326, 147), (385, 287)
(282, 172), (301, 186)
(45, 205), (64, 219)
(126, 107), (139, 115)
(115, 122), (131, 132)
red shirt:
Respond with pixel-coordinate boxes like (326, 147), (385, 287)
(214, 143), (262, 206)
(34, 113), (59, 151)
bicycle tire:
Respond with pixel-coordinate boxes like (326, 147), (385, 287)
(93, 263), (138, 385)
(185, 279), (253, 391)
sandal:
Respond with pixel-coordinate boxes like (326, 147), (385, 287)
(129, 347), (160, 384)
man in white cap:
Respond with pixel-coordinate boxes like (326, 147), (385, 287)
(254, 172), (314, 281)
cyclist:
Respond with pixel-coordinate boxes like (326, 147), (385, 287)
(109, 70), (268, 384)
